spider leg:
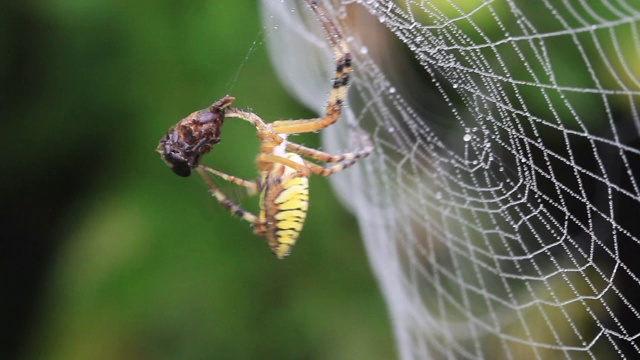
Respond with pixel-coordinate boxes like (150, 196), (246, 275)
(226, 109), (283, 149)
(257, 153), (312, 178)
(269, 2), (351, 135)
(199, 165), (258, 195)
(196, 166), (261, 224)
(285, 140), (372, 164)
(285, 127), (373, 176)
(270, 51), (350, 135)
(300, 149), (370, 176)
(224, 109), (313, 178)
(225, 109), (276, 139)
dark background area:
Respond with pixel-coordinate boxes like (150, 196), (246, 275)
(1, 2), (393, 359)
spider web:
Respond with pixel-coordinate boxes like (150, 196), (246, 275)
(262, 0), (640, 358)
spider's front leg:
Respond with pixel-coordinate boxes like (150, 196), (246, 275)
(269, 1), (352, 136)
(225, 109), (313, 178)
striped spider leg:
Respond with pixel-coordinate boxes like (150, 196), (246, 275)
(266, 0), (353, 136)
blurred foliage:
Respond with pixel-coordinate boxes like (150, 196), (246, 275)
(2, 1), (393, 359)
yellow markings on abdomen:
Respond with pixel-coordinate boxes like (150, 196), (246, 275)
(260, 153), (310, 259)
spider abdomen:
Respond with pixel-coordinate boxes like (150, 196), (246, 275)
(258, 153), (309, 259)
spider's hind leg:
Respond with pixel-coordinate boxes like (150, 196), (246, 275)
(196, 166), (261, 224)
(285, 139), (373, 177)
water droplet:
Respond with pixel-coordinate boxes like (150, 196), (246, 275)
(359, 46), (369, 55)
(463, 134), (472, 142)
(389, 86), (396, 94)
(337, 5), (347, 19)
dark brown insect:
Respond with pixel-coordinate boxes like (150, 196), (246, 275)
(157, 95), (235, 177)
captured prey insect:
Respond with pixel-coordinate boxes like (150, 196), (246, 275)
(157, 96), (235, 177)
(156, 0), (372, 258)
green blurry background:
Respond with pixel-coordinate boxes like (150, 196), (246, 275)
(2, 1), (393, 359)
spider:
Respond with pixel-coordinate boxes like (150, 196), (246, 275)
(157, 0), (372, 258)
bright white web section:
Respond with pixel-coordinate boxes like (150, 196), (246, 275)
(262, 0), (640, 359)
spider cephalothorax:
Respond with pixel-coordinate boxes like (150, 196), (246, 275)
(157, 95), (234, 177)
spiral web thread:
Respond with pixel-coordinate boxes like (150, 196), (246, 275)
(262, 0), (640, 358)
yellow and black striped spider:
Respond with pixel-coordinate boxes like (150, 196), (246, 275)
(157, 0), (372, 258)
